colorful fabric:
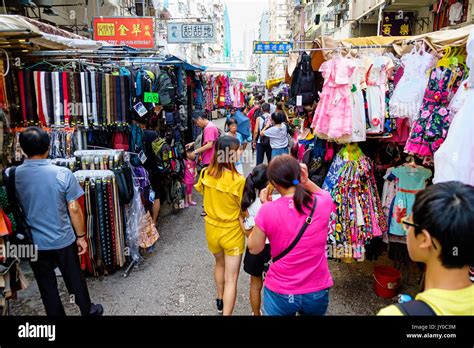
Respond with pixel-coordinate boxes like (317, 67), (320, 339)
(405, 66), (464, 157)
(389, 165), (432, 236)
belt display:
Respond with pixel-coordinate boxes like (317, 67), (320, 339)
(75, 167), (127, 277)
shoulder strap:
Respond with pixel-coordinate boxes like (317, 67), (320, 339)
(5, 166), (17, 204)
(395, 300), (437, 316)
(271, 197), (317, 264)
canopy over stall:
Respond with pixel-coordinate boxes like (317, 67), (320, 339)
(0, 14), (108, 51)
(287, 24), (474, 79)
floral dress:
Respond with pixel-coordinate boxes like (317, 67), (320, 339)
(405, 66), (464, 157)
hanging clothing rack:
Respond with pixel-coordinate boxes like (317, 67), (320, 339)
(289, 44), (395, 52)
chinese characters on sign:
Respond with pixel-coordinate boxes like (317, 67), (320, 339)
(253, 41), (293, 54)
(167, 23), (216, 43)
(93, 17), (155, 49)
(381, 12), (414, 37)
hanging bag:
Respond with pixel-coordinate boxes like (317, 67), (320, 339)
(2, 167), (35, 250)
(263, 197), (317, 279)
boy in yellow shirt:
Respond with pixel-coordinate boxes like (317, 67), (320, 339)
(378, 182), (474, 316)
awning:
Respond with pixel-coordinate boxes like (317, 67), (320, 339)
(161, 55), (206, 71)
(0, 15), (107, 51)
(266, 77), (285, 90)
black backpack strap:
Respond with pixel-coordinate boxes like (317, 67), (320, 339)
(4, 166), (17, 204)
(271, 197), (317, 264)
(395, 300), (437, 316)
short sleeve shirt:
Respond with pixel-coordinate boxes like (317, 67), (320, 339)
(15, 159), (84, 250)
(255, 190), (335, 294)
(201, 122), (219, 165)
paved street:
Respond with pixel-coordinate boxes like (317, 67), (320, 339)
(10, 117), (421, 316)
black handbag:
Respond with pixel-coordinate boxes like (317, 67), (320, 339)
(2, 167), (35, 248)
(263, 197), (317, 279)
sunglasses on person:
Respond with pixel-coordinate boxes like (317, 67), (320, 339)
(401, 216), (437, 250)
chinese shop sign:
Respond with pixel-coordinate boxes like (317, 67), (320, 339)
(93, 17), (155, 49)
(381, 11), (414, 37)
(253, 41), (293, 54)
(167, 22), (216, 43)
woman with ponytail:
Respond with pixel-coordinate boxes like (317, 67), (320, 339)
(195, 136), (246, 315)
(240, 164), (280, 315)
(248, 154), (334, 316)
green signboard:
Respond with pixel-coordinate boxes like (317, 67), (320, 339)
(144, 92), (159, 103)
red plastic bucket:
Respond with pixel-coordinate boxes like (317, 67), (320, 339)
(373, 266), (401, 298)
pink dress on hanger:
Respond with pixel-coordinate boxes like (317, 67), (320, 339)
(312, 57), (355, 140)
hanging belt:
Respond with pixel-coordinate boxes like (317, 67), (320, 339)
(96, 179), (107, 272)
(80, 72), (88, 127)
(18, 71), (27, 124)
(45, 72), (54, 125)
(62, 72), (70, 125)
(39, 72), (49, 125)
(74, 72), (81, 121)
(110, 75), (115, 124)
(107, 179), (117, 270)
(85, 72), (92, 126)
(52, 72), (61, 125)
(119, 76), (126, 125)
(68, 72), (76, 125)
(90, 71), (98, 125)
(24, 71), (34, 124)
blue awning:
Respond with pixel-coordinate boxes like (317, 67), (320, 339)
(162, 55), (206, 71)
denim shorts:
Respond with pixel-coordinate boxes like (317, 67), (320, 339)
(271, 147), (289, 158)
(262, 286), (329, 316)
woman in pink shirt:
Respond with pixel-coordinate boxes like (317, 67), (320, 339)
(248, 155), (334, 316)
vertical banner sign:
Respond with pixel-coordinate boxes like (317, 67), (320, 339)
(381, 12), (414, 36)
(93, 17), (155, 49)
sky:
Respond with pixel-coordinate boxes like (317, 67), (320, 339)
(223, 0), (269, 53)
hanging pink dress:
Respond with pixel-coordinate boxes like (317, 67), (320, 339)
(311, 57), (355, 140)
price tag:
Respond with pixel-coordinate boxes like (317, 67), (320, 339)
(149, 190), (155, 203)
(296, 95), (302, 106)
(144, 92), (160, 104)
(138, 150), (147, 164)
(133, 102), (148, 117)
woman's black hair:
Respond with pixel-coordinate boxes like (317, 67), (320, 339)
(267, 154), (313, 214)
(412, 181), (474, 268)
(271, 111), (286, 125)
(226, 117), (238, 128)
(241, 164), (268, 212)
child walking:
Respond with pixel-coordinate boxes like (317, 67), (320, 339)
(184, 148), (197, 208)
(240, 164), (272, 316)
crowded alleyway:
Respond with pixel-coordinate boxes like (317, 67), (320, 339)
(10, 118), (419, 316)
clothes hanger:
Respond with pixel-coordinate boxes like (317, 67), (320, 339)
(437, 46), (452, 68)
(25, 60), (59, 70)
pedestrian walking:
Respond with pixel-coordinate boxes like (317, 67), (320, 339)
(241, 164), (272, 316)
(378, 182), (474, 315)
(253, 103), (272, 165)
(7, 127), (103, 316)
(261, 111), (289, 159)
(195, 136), (246, 315)
(248, 155), (334, 316)
(185, 113), (220, 172)
(225, 117), (245, 175)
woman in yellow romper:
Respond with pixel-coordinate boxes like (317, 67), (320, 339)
(195, 136), (246, 315)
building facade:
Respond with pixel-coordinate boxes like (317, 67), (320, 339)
(256, 10), (270, 83)
(268, 0), (292, 79)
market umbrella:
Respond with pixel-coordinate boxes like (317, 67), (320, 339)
(234, 110), (251, 140)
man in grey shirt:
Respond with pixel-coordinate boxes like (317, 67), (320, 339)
(11, 127), (103, 316)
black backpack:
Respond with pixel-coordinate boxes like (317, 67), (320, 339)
(289, 52), (323, 106)
(155, 70), (176, 106)
(2, 167), (35, 250)
(395, 300), (437, 316)
(256, 114), (271, 146)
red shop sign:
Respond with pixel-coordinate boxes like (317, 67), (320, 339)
(93, 17), (155, 49)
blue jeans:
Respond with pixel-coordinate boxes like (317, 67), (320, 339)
(271, 147), (288, 158)
(263, 286), (329, 316)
